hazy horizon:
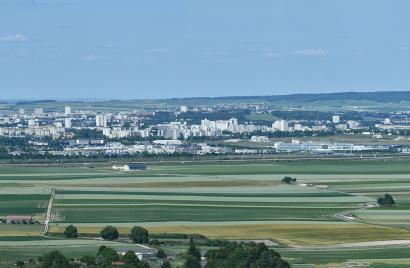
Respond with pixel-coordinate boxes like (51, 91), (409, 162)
(1, 89), (409, 102)
(1, 0), (410, 99)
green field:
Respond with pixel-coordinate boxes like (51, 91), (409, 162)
(2, 159), (410, 266)
(0, 237), (151, 267)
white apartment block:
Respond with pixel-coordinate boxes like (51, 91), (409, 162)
(96, 115), (108, 127)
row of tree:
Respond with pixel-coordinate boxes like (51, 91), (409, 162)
(64, 225), (149, 243)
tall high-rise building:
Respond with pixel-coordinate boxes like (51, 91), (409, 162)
(332, 115), (340, 124)
(384, 118), (392, 124)
(65, 106), (71, 115)
(34, 108), (43, 115)
(180, 106), (188, 113)
(65, 118), (72, 128)
(18, 108), (25, 115)
(273, 120), (289, 132)
(96, 115), (107, 127)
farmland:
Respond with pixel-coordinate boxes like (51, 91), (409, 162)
(2, 159), (410, 266)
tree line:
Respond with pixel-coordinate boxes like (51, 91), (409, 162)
(64, 225), (149, 244)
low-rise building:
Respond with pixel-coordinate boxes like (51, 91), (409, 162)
(6, 215), (33, 224)
(113, 163), (146, 171)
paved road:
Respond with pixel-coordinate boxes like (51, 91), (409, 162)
(41, 187), (55, 236)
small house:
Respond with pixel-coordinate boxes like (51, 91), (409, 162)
(127, 163), (146, 170)
(113, 163), (146, 171)
(117, 247), (156, 261)
(6, 215), (33, 224)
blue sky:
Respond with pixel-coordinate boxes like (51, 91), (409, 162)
(1, 0), (410, 99)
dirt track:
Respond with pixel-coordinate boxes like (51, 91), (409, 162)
(291, 239), (410, 249)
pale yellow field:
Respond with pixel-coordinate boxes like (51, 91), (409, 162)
(49, 222), (410, 246)
(0, 225), (43, 236)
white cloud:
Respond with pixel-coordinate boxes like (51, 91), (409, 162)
(82, 54), (109, 62)
(292, 48), (328, 57)
(82, 54), (98, 62)
(146, 48), (170, 54)
(30, 0), (73, 5)
(0, 34), (28, 43)
(354, 51), (365, 58)
(263, 51), (280, 59)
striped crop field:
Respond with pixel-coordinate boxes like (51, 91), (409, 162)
(2, 159), (410, 266)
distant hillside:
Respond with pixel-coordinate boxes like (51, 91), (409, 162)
(170, 91), (410, 103)
(272, 91), (410, 102)
(3, 91), (410, 104)
(2, 91), (410, 112)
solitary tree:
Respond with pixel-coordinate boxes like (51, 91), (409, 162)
(378, 193), (396, 207)
(129, 226), (149, 243)
(184, 238), (201, 268)
(64, 225), (78, 238)
(100, 226), (119, 241)
(281, 176), (297, 184)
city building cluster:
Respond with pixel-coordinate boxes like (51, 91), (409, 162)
(0, 105), (409, 157)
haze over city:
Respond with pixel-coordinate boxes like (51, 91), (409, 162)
(1, 0), (410, 99)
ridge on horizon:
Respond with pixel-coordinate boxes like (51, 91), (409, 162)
(2, 90), (410, 103)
